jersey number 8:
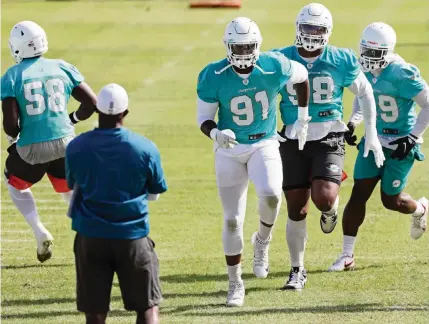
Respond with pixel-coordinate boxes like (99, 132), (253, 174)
(287, 76), (334, 104)
(24, 78), (66, 116)
(230, 91), (269, 126)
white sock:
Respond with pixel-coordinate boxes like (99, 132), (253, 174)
(286, 217), (308, 268)
(323, 196), (339, 216)
(60, 191), (73, 204)
(343, 235), (356, 257)
(7, 185), (47, 238)
(412, 201), (425, 217)
(227, 264), (242, 282)
(258, 223), (272, 242)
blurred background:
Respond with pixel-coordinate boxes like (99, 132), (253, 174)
(1, 1), (429, 323)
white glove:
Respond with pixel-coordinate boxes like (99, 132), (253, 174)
(364, 134), (385, 168)
(290, 107), (311, 150)
(6, 135), (17, 145)
(210, 128), (238, 149)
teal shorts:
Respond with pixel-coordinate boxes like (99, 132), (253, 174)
(354, 138), (424, 196)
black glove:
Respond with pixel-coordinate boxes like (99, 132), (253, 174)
(344, 122), (357, 146)
(389, 134), (417, 160)
(69, 112), (79, 124)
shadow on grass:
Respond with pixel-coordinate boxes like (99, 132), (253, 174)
(163, 303), (429, 316)
(1, 263), (73, 270)
(1, 309), (134, 320)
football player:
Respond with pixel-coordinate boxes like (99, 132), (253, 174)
(272, 3), (385, 290)
(329, 22), (429, 271)
(197, 17), (310, 307)
(1, 21), (97, 262)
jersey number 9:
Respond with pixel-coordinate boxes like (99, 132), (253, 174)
(24, 78), (66, 116)
(230, 91), (269, 126)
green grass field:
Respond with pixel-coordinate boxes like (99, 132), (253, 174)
(1, 0), (429, 323)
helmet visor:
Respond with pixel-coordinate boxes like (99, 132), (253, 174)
(360, 45), (386, 60)
(229, 43), (257, 56)
(299, 24), (328, 37)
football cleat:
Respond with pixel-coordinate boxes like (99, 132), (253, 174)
(251, 232), (270, 279)
(226, 280), (245, 307)
(320, 211), (338, 234)
(282, 267), (307, 290)
(411, 197), (428, 240)
(328, 253), (355, 272)
(36, 231), (53, 263)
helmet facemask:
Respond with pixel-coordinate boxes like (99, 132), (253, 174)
(359, 44), (392, 72)
(225, 41), (260, 70)
(295, 23), (330, 52)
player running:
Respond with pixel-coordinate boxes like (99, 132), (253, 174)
(272, 3), (385, 290)
(1, 21), (97, 262)
(329, 22), (429, 272)
(197, 17), (310, 307)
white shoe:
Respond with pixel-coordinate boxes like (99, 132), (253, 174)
(328, 253), (355, 272)
(36, 231), (53, 263)
(411, 197), (428, 240)
(282, 267), (307, 290)
(226, 280), (245, 307)
(251, 232), (270, 278)
(320, 211), (338, 234)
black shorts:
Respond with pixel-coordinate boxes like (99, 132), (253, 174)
(279, 132), (345, 191)
(74, 234), (162, 313)
(5, 143), (66, 185)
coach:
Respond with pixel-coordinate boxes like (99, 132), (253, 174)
(65, 83), (167, 324)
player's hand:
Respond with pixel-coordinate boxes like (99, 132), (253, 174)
(276, 128), (287, 143)
(364, 136), (385, 168)
(290, 116), (311, 150)
(344, 122), (357, 146)
(389, 134), (417, 161)
(210, 128), (238, 149)
(6, 135), (17, 145)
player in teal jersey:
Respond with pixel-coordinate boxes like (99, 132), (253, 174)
(329, 22), (429, 272)
(1, 21), (97, 262)
(272, 3), (385, 290)
(197, 17), (310, 307)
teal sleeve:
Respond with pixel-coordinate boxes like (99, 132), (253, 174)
(197, 65), (218, 103)
(147, 144), (168, 194)
(343, 50), (361, 87)
(60, 60), (84, 88)
(1, 71), (16, 100)
(273, 51), (293, 88)
(399, 65), (426, 99)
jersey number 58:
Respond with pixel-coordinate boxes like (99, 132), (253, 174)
(24, 78), (66, 116)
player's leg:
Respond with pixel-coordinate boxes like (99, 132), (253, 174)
(379, 147), (427, 239)
(329, 140), (380, 271)
(310, 133), (345, 234)
(215, 152), (248, 306)
(247, 141), (283, 279)
(4, 144), (53, 262)
(279, 139), (311, 290)
(46, 157), (73, 203)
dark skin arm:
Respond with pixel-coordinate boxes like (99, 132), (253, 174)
(294, 79), (310, 108)
(2, 97), (20, 138)
(70, 82), (97, 122)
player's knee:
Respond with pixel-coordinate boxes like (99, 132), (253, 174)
(263, 195), (281, 209)
(312, 191), (337, 212)
(381, 193), (402, 211)
(224, 218), (241, 233)
(285, 192), (309, 221)
(259, 195), (281, 225)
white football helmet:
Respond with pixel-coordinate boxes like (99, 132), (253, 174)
(9, 21), (48, 64)
(295, 3), (333, 52)
(223, 17), (262, 69)
(359, 22), (396, 72)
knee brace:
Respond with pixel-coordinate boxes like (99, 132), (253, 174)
(258, 194), (282, 225)
(222, 218), (244, 256)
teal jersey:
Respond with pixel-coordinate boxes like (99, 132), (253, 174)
(1, 57), (84, 146)
(364, 61), (426, 137)
(273, 45), (360, 125)
(197, 52), (293, 144)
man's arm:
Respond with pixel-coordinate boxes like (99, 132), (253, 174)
(69, 82), (97, 124)
(197, 98), (218, 138)
(410, 86), (429, 138)
(147, 145), (168, 199)
(2, 97), (20, 139)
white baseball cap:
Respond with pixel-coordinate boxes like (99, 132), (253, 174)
(96, 83), (128, 115)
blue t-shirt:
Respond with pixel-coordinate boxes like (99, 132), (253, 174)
(1, 57), (83, 146)
(66, 127), (168, 239)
